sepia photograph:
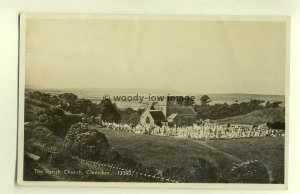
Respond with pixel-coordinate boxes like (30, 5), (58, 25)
(18, 14), (289, 188)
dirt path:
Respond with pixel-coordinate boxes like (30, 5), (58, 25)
(191, 139), (242, 163)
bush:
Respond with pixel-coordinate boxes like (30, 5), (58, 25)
(63, 123), (110, 161)
(33, 108), (82, 138)
(34, 109), (66, 138)
(267, 121), (285, 130)
(231, 160), (270, 183)
(24, 126), (64, 153)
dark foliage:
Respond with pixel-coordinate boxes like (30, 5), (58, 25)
(27, 91), (99, 116)
(266, 101), (282, 108)
(163, 159), (219, 183)
(26, 90), (143, 124)
(34, 107), (81, 138)
(267, 121), (285, 130)
(231, 160), (270, 183)
(63, 123), (110, 161)
(98, 99), (121, 122)
(63, 123), (144, 170)
(119, 107), (143, 126)
(24, 126), (64, 152)
(58, 93), (99, 116)
(200, 95), (212, 106)
(195, 99), (265, 120)
(28, 91), (60, 105)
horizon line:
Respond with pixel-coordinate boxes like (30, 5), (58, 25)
(25, 85), (285, 96)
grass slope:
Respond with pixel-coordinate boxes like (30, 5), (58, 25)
(95, 127), (284, 183)
(214, 108), (285, 125)
(206, 137), (285, 183)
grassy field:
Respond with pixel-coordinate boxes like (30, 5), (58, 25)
(95, 127), (284, 183)
(206, 137), (285, 183)
(214, 108), (285, 125)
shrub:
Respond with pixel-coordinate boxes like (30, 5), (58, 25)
(33, 108), (82, 138)
(24, 126), (65, 159)
(63, 123), (110, 161)
(231, 160), (270, 183)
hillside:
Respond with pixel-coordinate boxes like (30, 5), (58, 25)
(206, 138), (285, 183)
(95, 127), (238, 182)
(25, 97), (82, 138)
(95, 127), (284, 183)
(214, 108), (285, 125)
(25, 97), (71, 115)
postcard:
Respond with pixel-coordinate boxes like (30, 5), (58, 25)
(18, 13), (289, 189)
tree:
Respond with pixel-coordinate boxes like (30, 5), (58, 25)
(58, 93), (78, 102)
(28, 91), (60, 105)
(249, 99), (265, 105)
(119, 107), (141, 125)
(267, 121), (285, 130)
(200, 95), (211, 106)
(57, 93), (80, 113)
(35, 108), (66, 137)
(98, 99), (121, 122)
(74, 98), (99, 116)
(63, 123), (110, 160)
(266, 101), (282, 108)
(34, 107), (81, 138)
(196, 99), (266, 120)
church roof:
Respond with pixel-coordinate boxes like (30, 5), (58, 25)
(167, 113), (177, 120)
(168, 105), (196, 116)
(167, 113), (177, 122)
(149, 110), (167, 123)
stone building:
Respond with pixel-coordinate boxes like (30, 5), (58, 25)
(140, 102), (168, 128)
(140, 99), (196, 127)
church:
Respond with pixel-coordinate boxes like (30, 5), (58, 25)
(140, 99), (197, 128)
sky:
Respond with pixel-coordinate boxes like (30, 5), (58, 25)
(25, 16), (287, 95)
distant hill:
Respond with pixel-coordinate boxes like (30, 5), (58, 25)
(214, 108), (285, 125)
(198, 93), (285, 106)
(26, 87), (285, 109)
